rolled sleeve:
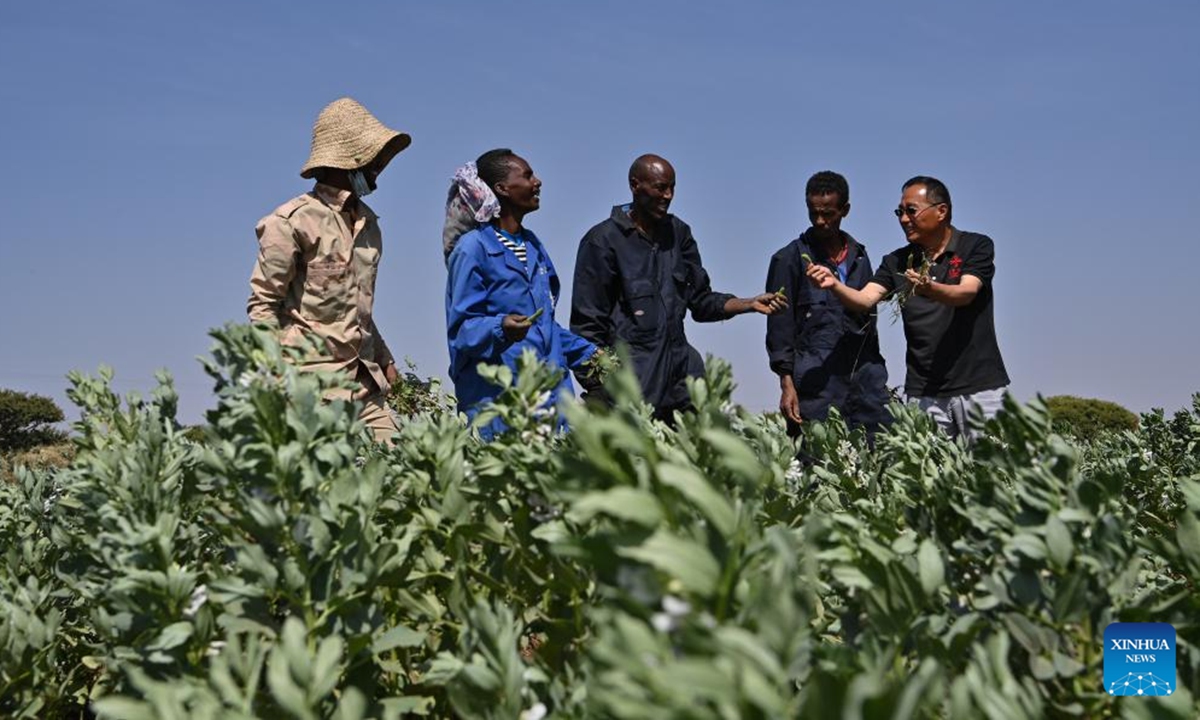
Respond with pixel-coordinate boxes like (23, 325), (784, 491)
(372, 320), (395, 368)
(247, 215), (298, 328)
(765, 250), (795, 376)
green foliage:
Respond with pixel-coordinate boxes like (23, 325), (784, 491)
(0, 388), (66, 452)
(1046, 395), (1139, 440)
(387, 359), (455, 418)
(1, 325), (1198, 718)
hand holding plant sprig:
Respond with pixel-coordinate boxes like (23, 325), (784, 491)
(881, 251), (933, 322)
(803, 253), (840, 290)
(776, 253), (815, 298)
(579, 345), (621, 384)
(501, 307), (544, 341)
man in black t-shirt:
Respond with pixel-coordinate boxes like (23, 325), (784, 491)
(805, 176), (1009, 439)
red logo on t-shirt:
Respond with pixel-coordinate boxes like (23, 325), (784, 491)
(948, 256), (963, 280)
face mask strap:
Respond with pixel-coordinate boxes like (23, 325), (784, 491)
(349, 169), (373, 197)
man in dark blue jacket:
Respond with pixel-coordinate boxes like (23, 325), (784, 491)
(571, 154), (785, 421)
(766, 171), (890, 437)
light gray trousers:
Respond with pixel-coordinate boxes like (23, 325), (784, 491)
(913, 387), (1007, 441)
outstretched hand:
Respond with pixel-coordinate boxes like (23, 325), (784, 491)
(747, 292), (788, 315)
(805, 263), (837, 289)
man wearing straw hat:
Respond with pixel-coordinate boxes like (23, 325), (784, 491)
(247, 97), (410, 443)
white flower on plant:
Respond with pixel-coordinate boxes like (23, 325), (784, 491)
(785, 458), (803, 484)
(651, 612), (675, 633)
(205, 640), (226, 657)
(837, 440), (859, 469)
(662, 595), (691, 618)
(184, 584), (209, 617)
(42, 486), (63, 515)
(520, 702), (547, 720)
(652, 595), (691, 633)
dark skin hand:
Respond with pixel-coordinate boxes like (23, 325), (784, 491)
(502, 314), (533, 342)
(724, 293), (788, 315)
(779, 374), (802, 424)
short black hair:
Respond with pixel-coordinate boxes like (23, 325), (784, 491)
(476, 148), (517, 190)
(805, 171), (849, 206)
(903, 175), (952, 221)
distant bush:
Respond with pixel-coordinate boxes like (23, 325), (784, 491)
(1045, 394), (1138, 439)
(0, 388), (66, 452)
(180, 424), (208, 444)
(0, 441), (74, 483)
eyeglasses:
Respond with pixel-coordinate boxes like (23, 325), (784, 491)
(894, 203), (943, 219)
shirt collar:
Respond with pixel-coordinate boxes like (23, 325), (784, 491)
(936, 226), (962, 261)
(945, 226), (961, 254)
(610, 204), (636, 233)
(313, 182), (356, 213)
(483, 223), (542, 254)
(610, 203), (670, 240)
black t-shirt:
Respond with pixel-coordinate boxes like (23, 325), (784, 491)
(871, 228), (1009, 397)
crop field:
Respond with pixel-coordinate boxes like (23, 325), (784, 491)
(2, 324), (1198, 719)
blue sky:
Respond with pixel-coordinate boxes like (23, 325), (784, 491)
(1, 0), (1197, 424)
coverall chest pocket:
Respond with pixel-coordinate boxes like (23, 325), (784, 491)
(622, 276), (661, 342)
(796, 298), (840, 354)
(303, 259), (352, 325)
(671, 265), (693, 300)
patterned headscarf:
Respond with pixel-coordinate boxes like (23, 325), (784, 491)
(443, 161), (501, 262)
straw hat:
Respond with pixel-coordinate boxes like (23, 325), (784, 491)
(300, 98), (411, 179)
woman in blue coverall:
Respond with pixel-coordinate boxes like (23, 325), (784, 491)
(444, 149), (597, 439)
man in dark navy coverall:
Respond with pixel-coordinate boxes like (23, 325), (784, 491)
(570, 154), (786, 421)
(766, 171), (890, 437)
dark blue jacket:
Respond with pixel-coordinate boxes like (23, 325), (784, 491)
(570, 205), (734, 417)
(446, 225), (596, 438)
(765, 231), (890, 430)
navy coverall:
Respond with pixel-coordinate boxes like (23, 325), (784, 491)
(765, 230), (891, 435)
(570, 205), (734, 419)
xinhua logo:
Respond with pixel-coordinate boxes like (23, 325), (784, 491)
(1103, 622), (1175, 696)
